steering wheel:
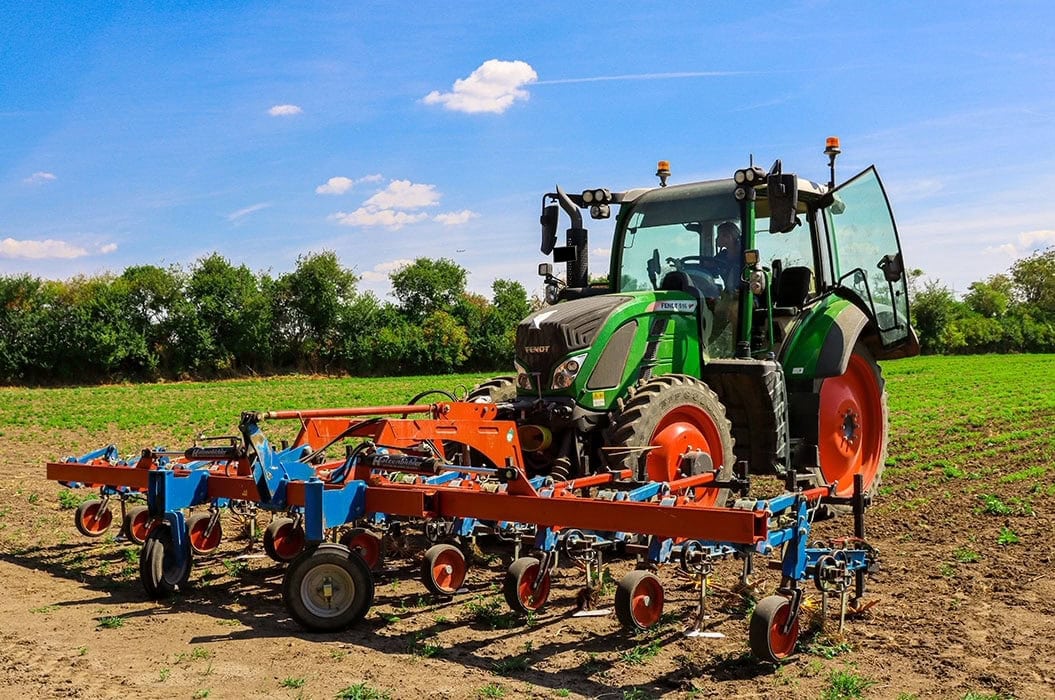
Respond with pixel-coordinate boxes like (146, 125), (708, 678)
(672, 254), (724, 276)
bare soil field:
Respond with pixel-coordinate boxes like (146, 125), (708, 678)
(1, 356), (1053, 699)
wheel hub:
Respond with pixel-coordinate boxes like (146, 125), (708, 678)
(840, 409), (859, 443)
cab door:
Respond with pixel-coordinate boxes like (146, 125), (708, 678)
(826, 167), (912, 348)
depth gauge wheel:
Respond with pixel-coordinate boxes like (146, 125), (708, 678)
(749, 595), (800, 663)
(817, 343), (888, 499)
(74, 499), (113, 537)
(263, 517), (306, 562)
(282, 544), (374, 632)
(186, 512), (223, 555)
(502, 556), (551, 614)
(121, 505), (153, 545)
(139, 522), (192, 599)
(421, 544), (467, 596)
(614, 570), (664, 631)
(338, 527), (383, 571)
(607, 375), (735, 506)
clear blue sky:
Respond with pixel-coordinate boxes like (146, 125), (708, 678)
(3, 1), (1054, 299)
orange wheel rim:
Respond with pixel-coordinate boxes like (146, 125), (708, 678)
(431, 549), (465, 593)
(348, 534), (380, 569)
(768, 602), (799, 659)
(818, 354), (883, 497)
(81, 503), (112, 534)
(190, 517), (221, 552)
(274, 523), (304, 560)
(630, 576), (663, 627)
(516, 564), (550, 610)
(130, 510), (152, 541)
(646, 405), (723, 500)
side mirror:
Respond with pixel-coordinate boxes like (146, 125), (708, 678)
(538, 262), (553, 277)
(878, 253), (904, 283)
(767, 160), (799, 234)
(540, 203), (559, 255)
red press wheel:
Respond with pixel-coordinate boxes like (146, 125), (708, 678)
(122, 505), (153, 545)
(502, 556), (551, 614)
(614, 570), (664, 630)
(186, 512), (223, 555)
(74, 500), (113, 537)
(263, 517), (306, 563)
(338, 528), (383, 571)
(421, 544), (466, 596)
(818, 345), (888, 498)
(749, 595), (800, 663)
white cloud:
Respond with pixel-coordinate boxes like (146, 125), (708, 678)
(360, 258), (414, 282)
(24, 171), (56, 185)
(227, 202), (272, 222)
(1, 237), (88, 259)
(433, 210), (478, 226)
(268, 104), (303, 116)
(363, 180), (440, 210)
(331, 209), (430, 229)
(984, 229), (1055, 259)
(315, 174), (385, 195)
(98, 243), (118, 254)
(423, 59), (537, 114)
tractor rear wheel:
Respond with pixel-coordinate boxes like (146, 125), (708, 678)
(606, 375), (734, 506)
(817, 344), (888, 499)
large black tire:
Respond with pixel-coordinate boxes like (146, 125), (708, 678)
(140, 523), (192, 599)
(606, 375), (735, 506)
(282, 543), (374, 631)
(814, 343), (888, 500)
(467, 376), (516, 403)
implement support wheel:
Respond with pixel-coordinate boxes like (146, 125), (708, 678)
(615, 570), (664, 630)
(421, 544), (467, 596)
(606, 375), (735, 507)
(74, 499), (113, 537)
(122, 505), (152, 545)
(338, 528), (383, 571)
(818, 343), (888, 498)
(503, 556), (552, 614)
(749, 595), (800, 663)
(186, 512), (223, 555)
(263, 517), (305, 562)
(282, 544), (374, 631)
(139, 523), (192, 599)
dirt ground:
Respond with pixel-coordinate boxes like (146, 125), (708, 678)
(1, 422), (1053, 700)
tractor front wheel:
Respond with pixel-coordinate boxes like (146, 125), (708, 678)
(607, 375), (734, 506)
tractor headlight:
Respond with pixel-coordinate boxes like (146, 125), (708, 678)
(515, 361), (532, 390)
(551, 354), (587, 390)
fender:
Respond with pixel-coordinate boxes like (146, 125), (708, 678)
(780, 296), (871, 382)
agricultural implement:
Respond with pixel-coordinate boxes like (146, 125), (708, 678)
(46, 140), (911, 662)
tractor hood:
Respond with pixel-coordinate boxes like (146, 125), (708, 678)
(516, 295), (631, 378)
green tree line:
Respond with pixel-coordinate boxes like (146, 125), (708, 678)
(0, 252), (531, 384)
(910, 247), (1055, 354)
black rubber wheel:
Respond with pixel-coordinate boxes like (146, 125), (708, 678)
(186, 512), (223, 555)
(421, 544), (467, 596)
(749, 595), (800, 663)
(282, 543), (374, 632)
(606, 375), (734, 505)
(139, 522), (192, 599)
(263, 517), (305, 562)
(815, 342), (889, 501)
(338, 527), (383, 571)
(74, 499), (113, 537)
(502, 556), (551, 614)
(122, 505), (152, 545)
(467, 376), (516, 403)
(614, 570), (665, 631)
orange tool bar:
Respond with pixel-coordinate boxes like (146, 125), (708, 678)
(553, 469), (633, 493)
(263, 405), (433, 420)
(666, 471), (717, 492)
(47, 463), (152, 489)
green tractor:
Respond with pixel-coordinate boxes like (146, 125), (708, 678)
(472, 139), (918, 507)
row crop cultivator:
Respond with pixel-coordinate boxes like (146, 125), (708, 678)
(49, 398), (877, 663)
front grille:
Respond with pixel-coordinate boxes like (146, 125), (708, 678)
(516, 295), (629, 375)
